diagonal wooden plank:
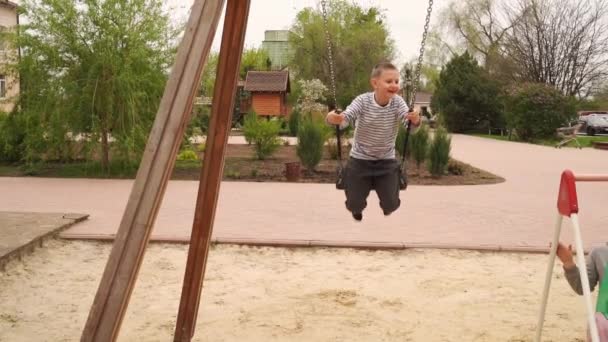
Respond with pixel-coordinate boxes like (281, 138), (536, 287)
(173, 0), (251, 341)
(80, 0), (226, 341)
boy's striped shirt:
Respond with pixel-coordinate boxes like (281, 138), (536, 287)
(336, 92), (412, 160)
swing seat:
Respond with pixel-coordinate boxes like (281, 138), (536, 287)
(335, 168), (345, 190)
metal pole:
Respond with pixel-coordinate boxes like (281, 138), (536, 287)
(575, 175), (608, 182)
(571, 213), (600, 342)
(535, 213), (563, 342)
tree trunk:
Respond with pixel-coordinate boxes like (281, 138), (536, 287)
(101, 121), (110, 172)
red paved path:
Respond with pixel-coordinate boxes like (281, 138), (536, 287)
(2, 135), (607, 251)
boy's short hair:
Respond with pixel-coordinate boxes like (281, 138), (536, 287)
(371, 62), (398, 78)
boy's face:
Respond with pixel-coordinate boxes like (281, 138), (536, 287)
(371, 69), (401, 100)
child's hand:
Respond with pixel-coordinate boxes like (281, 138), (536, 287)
(406, 110), (421, 126)
(327, 110), (345, 125)
(555, 242), (576, 269)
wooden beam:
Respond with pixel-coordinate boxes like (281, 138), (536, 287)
(80, 0), (226, 341)
(173, 0), (251, 341)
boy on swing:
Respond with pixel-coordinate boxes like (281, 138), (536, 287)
(326, 62), (421, 221)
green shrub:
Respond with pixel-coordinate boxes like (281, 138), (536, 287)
(21, 162), (42, 176)
(279, 116), (288, 130)
(254, 123), (281, 160)
(427, 127), (451, 177)
(259, 123), (281, 159)
(225, 168), (240, 179)
(0, 113), (26, 162)
(297, 114), (326, 171)
(242, 110), (282, 159)
(192, 106), (211, 135)
(177, 149), (198, 161)
(395, 124), (407, 157)
(395, 125), (429, 167)
(181, 107), (209, 152)
(505, 83), (576, 141)
(242, 110), (258, 145)
(288, 110), (301, 136)
(245, 117), (281, 160)
(432, 52), (504, 133)
(410, 125), (430, 172)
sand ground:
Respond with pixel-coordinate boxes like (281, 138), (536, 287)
(0, 240), (595, 341)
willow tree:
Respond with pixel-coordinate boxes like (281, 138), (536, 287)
(16, 0), (180, 170)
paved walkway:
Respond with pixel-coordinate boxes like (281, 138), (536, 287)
(1, 134), (607, 252)
(0, 212), (87, 270)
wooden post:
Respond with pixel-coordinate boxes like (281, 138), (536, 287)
(80, 0), (226, 341)
(173, 0), (251, 341)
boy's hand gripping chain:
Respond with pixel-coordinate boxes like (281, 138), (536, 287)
(334, 110), (346, 190)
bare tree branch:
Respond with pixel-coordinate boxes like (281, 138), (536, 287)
(505, 0), (608, 96)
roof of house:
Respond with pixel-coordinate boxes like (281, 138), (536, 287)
(0, 1), (18, 9)
(244, 71), (290, 92)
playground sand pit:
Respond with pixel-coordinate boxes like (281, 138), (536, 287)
(0, 239), (592, 341)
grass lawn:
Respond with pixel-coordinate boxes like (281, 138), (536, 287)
(472, 133), (608, 148)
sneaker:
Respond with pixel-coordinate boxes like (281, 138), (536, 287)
(352, 212), (362, 221)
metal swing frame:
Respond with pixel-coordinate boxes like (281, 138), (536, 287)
(536, 170), (608, 342)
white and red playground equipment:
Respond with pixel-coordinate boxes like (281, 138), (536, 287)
(536, 170), (608, 342)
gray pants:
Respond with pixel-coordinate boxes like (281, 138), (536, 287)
(343, 157), (401, 215)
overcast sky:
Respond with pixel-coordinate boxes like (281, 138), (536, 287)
(167, 0), (449, 66)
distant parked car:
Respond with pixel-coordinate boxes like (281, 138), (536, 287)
(580, 113), (608, 135)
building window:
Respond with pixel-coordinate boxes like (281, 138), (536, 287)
(0, 75), (6, 98)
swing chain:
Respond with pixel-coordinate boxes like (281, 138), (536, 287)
(410, 0), (434, 108)
(320, 0), (338, 110)
(320, 0), (346, 190)
(401, 0), (433, 190)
